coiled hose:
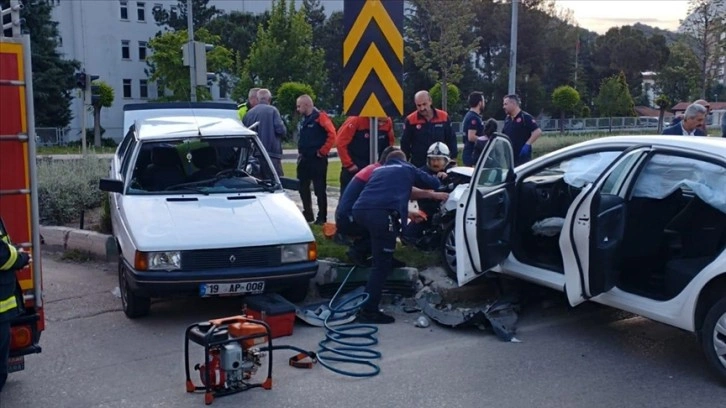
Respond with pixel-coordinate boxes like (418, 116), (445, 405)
(315, 265), (381, 377)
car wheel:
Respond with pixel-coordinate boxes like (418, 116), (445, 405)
(441, 224), (457, 280)
(281, 281), (309, 304)
(702, 297), (726, 384)
(118, 259), (151, 319)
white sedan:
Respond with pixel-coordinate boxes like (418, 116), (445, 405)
(455, 135), (726, 383)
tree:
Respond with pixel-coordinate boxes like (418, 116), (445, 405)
(595, 72), (635, 132)
(153, 0), (222, 31)
(654, 94), (671, 133)
(406, 0), (480, 111)
(301, 0), (326, 49)
(91, 81), (114, 147)
(429, 83), (461, 113)
(206, 11), (269, 68)
(656, 41), (701, 105)
(239, 0), (325, 100)
(1, 0), (79, 128)
(316, 11), (345, 109)
(681, 0), (726, 98)
(551, 85), (580, 133)
(146, 28), (233, 101)
(276, 82), (316, 117)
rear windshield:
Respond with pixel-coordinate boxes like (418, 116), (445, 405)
(126, 137), (279, 195)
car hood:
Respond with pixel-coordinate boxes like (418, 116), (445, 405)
(121, 192), (313, 251)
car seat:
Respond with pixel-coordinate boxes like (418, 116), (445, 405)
(145, 146), (186, 191)
(189, 146), (219, 182)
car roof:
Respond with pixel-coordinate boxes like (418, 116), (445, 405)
(135, 115), (256, 140)
(558, 135), (726, 157)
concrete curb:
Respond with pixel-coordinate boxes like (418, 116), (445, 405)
(40, 225), (118, 262)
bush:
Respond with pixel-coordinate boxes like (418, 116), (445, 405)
(66, 135), (117, 148)
(38, 156), (110, 225)
(276, 82), (316, 117)
(99, 192), (112, 234)
(429, 82), (461, 113)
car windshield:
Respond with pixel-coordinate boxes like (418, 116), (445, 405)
(126, 136), (279, 195)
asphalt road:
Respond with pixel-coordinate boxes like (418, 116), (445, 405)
(2, 255), (725, 408)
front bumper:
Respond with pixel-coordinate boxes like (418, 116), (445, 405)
(122, 259), (318, 297)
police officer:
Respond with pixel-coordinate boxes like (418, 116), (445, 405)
(296, 94), (337, 225)
(0, 221), (31, 392)
(502, 94), (541, 166)
(352, 150), (441, 324)
(336, 116), (395, 193)
(237, 87), (260, 122)
(401, 90), (457, 168)
(461, 92), (486, 166)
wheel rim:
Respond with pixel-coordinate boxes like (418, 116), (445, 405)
(714, 309), (726, 368)
(444, 228), (457, 271)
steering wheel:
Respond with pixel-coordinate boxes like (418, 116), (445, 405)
(215, 168), (250, 178)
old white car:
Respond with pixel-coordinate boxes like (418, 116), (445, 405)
(455, 135), (726, 383)
(99, 103), (317, 318)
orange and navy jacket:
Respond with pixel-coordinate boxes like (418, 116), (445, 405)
(336, 116), (395, 169)
(401, 109), (457, 168)
(297, 108), (336, 158)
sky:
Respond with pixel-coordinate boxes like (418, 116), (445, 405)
(555, 0), (691, 34)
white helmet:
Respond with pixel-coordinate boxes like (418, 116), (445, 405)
(427, 142), (450, 159)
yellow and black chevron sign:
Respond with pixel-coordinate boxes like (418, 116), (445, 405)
(343, 0), (403, 117)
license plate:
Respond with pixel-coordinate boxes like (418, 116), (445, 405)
(8, 356), (24, 373)
(199, 281), (265, 297)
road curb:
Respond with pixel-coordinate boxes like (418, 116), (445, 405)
(40, 225), (117, 262)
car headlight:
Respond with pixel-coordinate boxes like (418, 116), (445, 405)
(135, 251), (181, 271)
(281, 243), (316, 263)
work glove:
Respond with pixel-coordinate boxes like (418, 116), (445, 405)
(519, 143), (532, 158)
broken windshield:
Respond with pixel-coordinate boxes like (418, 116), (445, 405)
(126, 136), (279, 195)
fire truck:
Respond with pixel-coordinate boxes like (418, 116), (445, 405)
(0, 0), (45, 374)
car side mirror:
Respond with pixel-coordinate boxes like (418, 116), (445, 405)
(99, 178), (124, 193)
(280, 177), (299, 191)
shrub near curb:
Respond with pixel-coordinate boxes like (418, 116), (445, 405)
(37, 155), (109, 225)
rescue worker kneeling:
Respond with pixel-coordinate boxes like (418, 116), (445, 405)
(1, 225), (31, 392)
(352, 150), (441, 324)
(402, 142), (454, 246)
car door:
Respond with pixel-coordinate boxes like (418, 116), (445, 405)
(559, 146), (651, 306)
(455, 136), (515, 286)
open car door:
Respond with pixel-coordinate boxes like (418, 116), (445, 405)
(559, 146), (651, 306)
(455, 136), (515, 286)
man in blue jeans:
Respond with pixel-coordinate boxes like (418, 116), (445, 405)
(352, 150), (440, 324)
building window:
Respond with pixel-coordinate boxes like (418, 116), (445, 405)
(121, 40), (130, 59)
(138, 41), (147, 60)
(123, 79), (132, 98)
(139, 79), (148, 99)
(137, 2), (146, 22)
(170, 5), (178, 18)
(120, 1), (128, 20)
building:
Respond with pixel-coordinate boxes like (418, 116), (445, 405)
(49, 0), (343, 142)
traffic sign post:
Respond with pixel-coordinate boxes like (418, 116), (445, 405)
(343, 0), (403, 164)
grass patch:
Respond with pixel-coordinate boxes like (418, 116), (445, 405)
(282, 160), (343, 188)
(309, 224), (442, 269)
(61, 249), (93, 262)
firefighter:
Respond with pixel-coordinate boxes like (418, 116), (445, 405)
(296, 94), (337, 225)
(336, 116), (395, 193)
(0, 226), (31, 392)
(352, 150), (441, 324)
(401, 90), (458, 168)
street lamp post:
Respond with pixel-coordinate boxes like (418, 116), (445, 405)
(508, 0), (519, 95)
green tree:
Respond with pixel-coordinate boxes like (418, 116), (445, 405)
(656, 41), (701, 105)
(239, 0), (325, 100)
(146, 28), (233, 101)
(153, 0), (222, 31)
(301, 0), (326, 48)
(551, 85), (580, 133)
(406, 0), (480, 111)
(276, 82), (316, 117)
(207, 11), (269, 68)
(316, 11), (344, 109)
(429, 83), (461, 114)
(595, 72), (635, 132)
(654, 94), (671, 133)
(681, 0), (726, 98)
(1, 0), (79, 128)
(91, 81), (114, 147)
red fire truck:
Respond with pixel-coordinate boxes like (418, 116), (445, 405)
(1, 1), (45, 374)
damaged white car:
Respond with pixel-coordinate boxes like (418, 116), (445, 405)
(100, 103), (317, 318)
(455, 135), (726, 383)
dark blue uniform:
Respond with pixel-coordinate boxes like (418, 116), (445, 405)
(461, 110), (484, 166)
(352, 159), (440, 314)
(502, 111), (539, 166)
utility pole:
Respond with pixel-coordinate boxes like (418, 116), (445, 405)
(187, 0), (197, 102)
(508, 0), (519, 95)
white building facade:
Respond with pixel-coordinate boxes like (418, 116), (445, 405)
(49, 0), (342, 142)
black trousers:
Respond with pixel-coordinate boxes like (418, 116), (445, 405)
(339, 167), (359, 195)
(335, 213), (371, 258)
(297, 156), (328, 221)
(353, 208), (398, 312)
(0, 319), (9, 392)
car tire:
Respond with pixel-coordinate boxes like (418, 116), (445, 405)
(281, 281), (309, 304)
(118, 259), (151, 319)
(441, 223), (457, 280)
(701, 297), (726, 384)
